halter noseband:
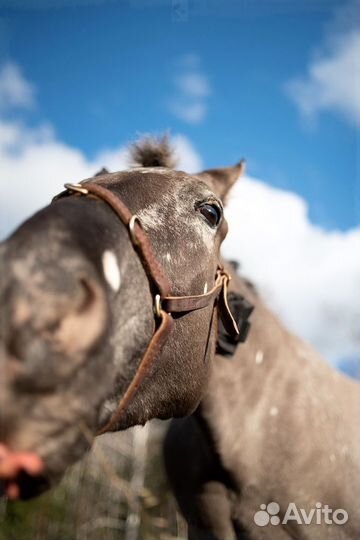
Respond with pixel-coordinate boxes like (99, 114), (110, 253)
(55, 181), (240, 434)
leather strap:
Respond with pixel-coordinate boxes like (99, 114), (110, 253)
(162, 270), (239, 340)
(97, 310), (174, 435)
(162, 272), (224, 313)
(80, 182), (172, 299)
(55, 181), (240, 434)
(218, 271), (242, 338)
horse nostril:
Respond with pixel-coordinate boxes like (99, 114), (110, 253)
(0, 444), (45, 500)
(1, 272), (108, 393)
(6, 332), (26, 363)
(3, 327), (58, 392)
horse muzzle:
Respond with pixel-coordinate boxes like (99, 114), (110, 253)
(0, 443), (45, 500)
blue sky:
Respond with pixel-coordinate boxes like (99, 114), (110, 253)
(0, 0), (359, 230)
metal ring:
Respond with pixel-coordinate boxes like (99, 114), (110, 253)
(64, 182), (89, 195)
(129, 215), (142, 246)
(154, 294), (162, 318)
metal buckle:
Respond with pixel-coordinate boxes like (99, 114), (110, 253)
(129, 215), (142, 246)
(154, 294), (162, 318)
(64, 182), (89, 195)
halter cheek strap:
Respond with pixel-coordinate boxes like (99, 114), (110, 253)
(55, 181), (240, 434)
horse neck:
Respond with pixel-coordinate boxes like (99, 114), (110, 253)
(220, 262), (294, 375)
(200, 261), (352, 424)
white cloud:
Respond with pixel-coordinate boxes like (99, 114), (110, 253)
(169, 55), (211, 124)
(285, 28), (360, 125)
(169, 102), (207, 124)
(172, 133), (202, 172)
(223, 178), (360, 364)
(0, 63), (203, 234)
(0, 62), (35, 111)
(175, 73), (211, 98)
(0, 119), (202, 238)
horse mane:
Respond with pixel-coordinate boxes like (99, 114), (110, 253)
(95, 167), (109, 176)
(130, 135), (176, 169)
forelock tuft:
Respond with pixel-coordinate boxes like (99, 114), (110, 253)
(130, 135), (177, 169)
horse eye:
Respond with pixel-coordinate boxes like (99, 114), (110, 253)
(197, 202), (222, 228)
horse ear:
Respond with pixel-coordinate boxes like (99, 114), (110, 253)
(197, 159), (245, 202)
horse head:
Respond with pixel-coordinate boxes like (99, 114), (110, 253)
(0, 137), (244, 498)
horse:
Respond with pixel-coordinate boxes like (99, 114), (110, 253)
(0, 136), (243, 499)
(0, 137), (358, 540)
(164, 262), (360, 540)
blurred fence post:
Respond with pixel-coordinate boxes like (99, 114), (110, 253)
(124, 424), (150, 540)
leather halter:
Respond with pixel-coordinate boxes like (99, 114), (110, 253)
(55, 181), (240, 435)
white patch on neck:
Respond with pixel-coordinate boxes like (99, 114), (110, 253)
(102, 250), (121, 291)
(255, 350), (264, 364)
(269, 406), (279, 417)
(203, 282), (208, 293)
(166, 252), (171, 262)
